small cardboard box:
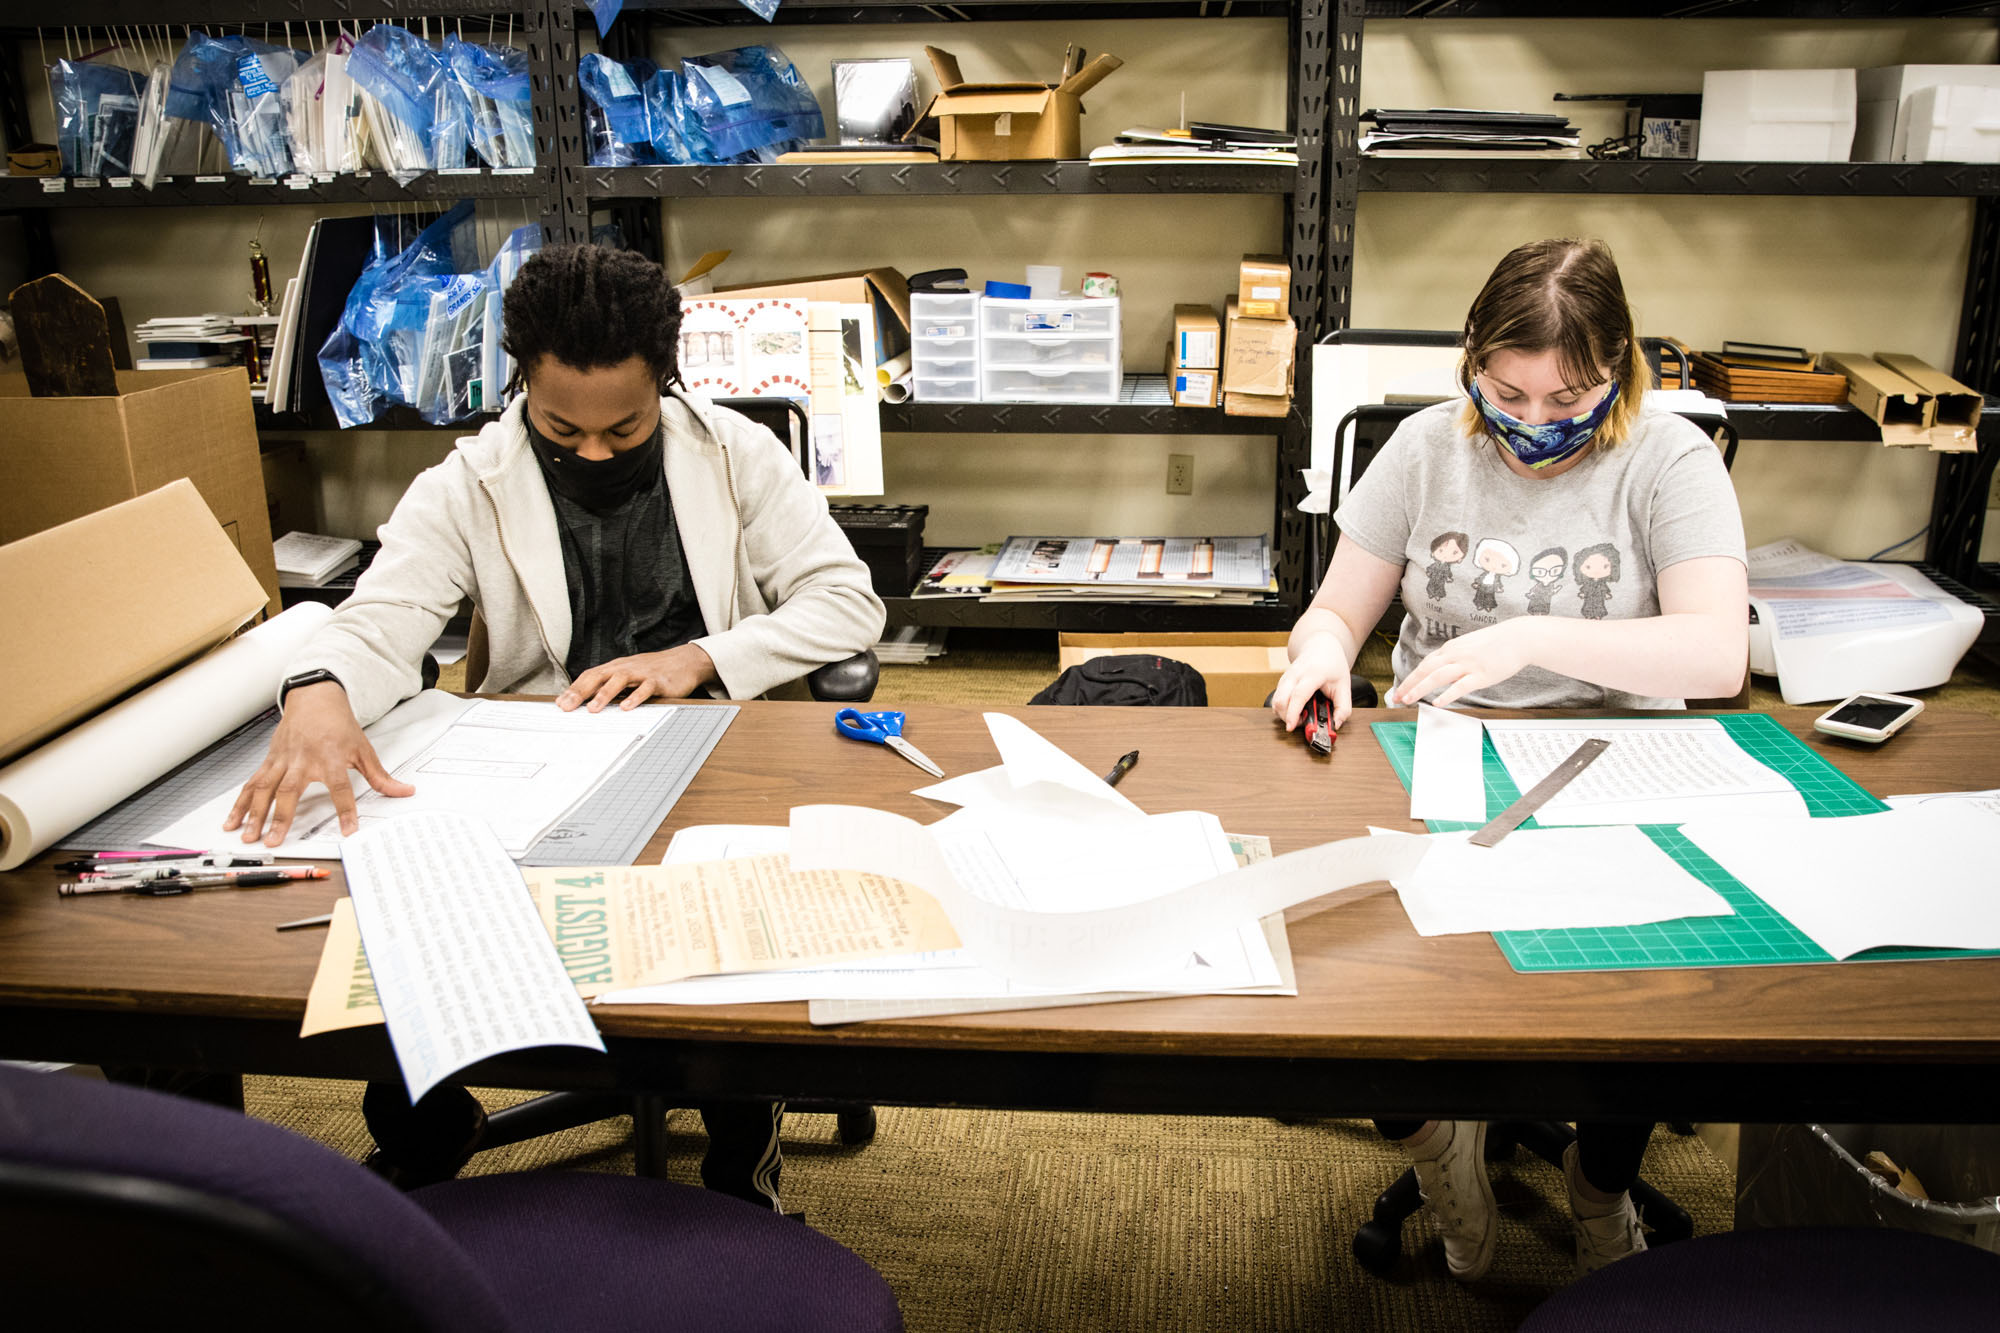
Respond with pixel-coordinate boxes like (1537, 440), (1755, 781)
(0, 367), (280, 616)
(1171, 368), (1219, 409)
(906, 45), (1121, 162)
(1818, 351), (1931, 446)
(1223, 390), (1290, 418)
(1223, 297), (1297, 398)
(1171, 304), (1221, 370)
(1698, 68), (1857, 162)
(1237, 255), (1290, 320)
(0, 480), (269, 765)
(1875, 352), (1984, 452)
(1897, 83), (2000, 164)
(1058, 631), (1291, 708)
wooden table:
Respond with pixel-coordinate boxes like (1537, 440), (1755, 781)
(3, 703), (1997, 1123)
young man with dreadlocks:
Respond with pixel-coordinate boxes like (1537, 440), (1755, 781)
(225, 243), (884, 1207)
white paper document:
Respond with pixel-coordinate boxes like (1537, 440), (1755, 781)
(1409, 703), (1489, 823)
(1484, 718), (1808, 826)
(1886, 789), (2000, 817)
(155, 696), (668, 858)
(340, 811), (604, 1100)
(1680, 803), (2000, 960)
(1381, 824), (1733, 937)
(790, 804), (1431, 990)
(914, 711), (1145, 821)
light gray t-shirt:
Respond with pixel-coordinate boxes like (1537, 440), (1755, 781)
(1334, 399), (1747, 709)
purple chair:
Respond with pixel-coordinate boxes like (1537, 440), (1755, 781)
(1520, 1226), (2000, 1331)
(0, 1066), (901, 1333)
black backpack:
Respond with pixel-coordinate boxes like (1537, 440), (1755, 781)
(1029, 655), (1208, 707)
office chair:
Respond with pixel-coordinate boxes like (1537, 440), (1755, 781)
(1518, 1226), (2000, 1330)
(0, 1066), (901, 1333)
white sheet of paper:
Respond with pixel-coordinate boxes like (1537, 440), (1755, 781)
(914, 712), (1145, 822)
(1886, 789), (2000, 817)
(340, 811), (604, 1100)
(155, 697), (668, 858)
(1379, 824), (1733, 937)
(1484, 718), (1808, 825)
(790, 804), (1431, 989)
(1679, 803), (2000, 960)
(1409, 703), (1488, 823)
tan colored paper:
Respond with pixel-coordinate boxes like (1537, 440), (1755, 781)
(301, 855), (960, 1034)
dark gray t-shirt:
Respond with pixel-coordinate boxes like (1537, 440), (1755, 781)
(549, 474), (704, 681)
(1334, 399), (1746, 709)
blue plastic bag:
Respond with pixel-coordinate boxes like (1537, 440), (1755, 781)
(579, 53), (660, 165)
(319, 201), (477, 427)
(164, 32), (306, 176)
(345, 24), (458, 170)
(442, 35), (534, 168)
(679, 47), (823, 161)
(52, 60), (142, 177)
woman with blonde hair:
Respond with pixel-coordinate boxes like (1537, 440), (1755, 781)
(1272, 237), (1747, 1280)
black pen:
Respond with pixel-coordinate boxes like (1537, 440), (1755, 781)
(1102, 750), (1139, 787)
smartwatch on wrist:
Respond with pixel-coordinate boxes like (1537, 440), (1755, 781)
(279, 669), (342, 708)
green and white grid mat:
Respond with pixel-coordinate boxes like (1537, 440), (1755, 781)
(1372, 713), (2000, 973)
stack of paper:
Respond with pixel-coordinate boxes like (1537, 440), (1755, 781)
(872, 625), (947, 665)
(1360, 107), (1581, 158)
(1091, 124), (1298, 167)
(273, 531), (364, 588)
(983, 535), (1277, 604)
(912, 545), (1000, 598)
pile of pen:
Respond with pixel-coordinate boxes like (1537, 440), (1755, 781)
(55, 849), (330, 897)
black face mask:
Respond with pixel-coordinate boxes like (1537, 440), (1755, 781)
(525, 413), (662, 511)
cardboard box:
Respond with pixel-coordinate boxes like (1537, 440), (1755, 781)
(1170, 304), (1221, 370)
(1171, 368), (1219, 409)
(1819, 351), (1931, 445)
(0, 480), (269, 765)
(906, 45), (1121, 162)
(713, 266), (912, 363)
(1699, 68), (1857, 162)
(1855, 64), (2000, 161)
(1057, 631), (1291, 708)
(1222, 390), (1290, 418)
(1223, 297), (1298, 398)
(1237, 255), (1290, 320)
(0, 367), (281, 616)
(1875, 352), (1983, 453)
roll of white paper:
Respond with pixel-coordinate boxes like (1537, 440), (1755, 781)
(0, 602), (334, 869)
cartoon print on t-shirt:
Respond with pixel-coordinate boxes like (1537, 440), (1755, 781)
(1525, 546), (1567, 615)
(1469, 537), (1519, 612)
(1575, 542), (1621, 619)
(1425, 531), (1469, 603)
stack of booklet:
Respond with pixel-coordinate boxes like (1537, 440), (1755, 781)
(132, 314), (274, 376)
(1090, 122), (1298, 166)
(983, 535), (1276, 604)
(1360, 108), (1581, 158)
(273, 531), (364, 588)
(912, 545), (1001, 598)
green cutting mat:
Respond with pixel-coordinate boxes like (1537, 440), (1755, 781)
(1372, 714), (2000, 973)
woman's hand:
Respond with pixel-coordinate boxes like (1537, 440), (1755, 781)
(1271, 631), (1356, 730)
(559, 643), (718, 712)
(1389, 619), (1542, 708)
(224, 682), (416, 844)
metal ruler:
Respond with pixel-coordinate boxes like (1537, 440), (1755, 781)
(519, 705), (737, 866)
(1468, 737), (1611, 848)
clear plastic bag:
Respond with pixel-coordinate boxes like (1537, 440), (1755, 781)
(164, 33), (304, 177)
(642, 67), (713, 165)
(679, 46), (823, 161)
(579, 53), (660, 165)
(442, 35), (534, 169)
(52, 60), (143, 178)
(344, 24), (449, 171)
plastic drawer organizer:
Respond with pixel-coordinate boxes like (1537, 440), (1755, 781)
(910, 292), (982, 403)
(979, 296), (1122, 403)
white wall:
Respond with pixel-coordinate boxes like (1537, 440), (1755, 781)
(18, 15), (1998, 560)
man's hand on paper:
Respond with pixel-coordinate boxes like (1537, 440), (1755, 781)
(225, 682), (415, 844)
(1271, 630), (1355, 730)
(559, 643), (717, 713)
(1389, 619), (1537, 708)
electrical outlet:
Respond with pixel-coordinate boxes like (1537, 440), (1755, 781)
(1166, 453), (1194, 495)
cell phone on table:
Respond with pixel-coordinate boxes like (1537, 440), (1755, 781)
(1812, 691), (1924, 744)
(1303, 691), (1336, 756)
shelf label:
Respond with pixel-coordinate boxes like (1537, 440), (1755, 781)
(72, 177), (100, 188)
(492, 166), (534, 175)
(249, 176), (278, 186)
(40, 178), (64, 193)
(439, 165), (481, 175)
(314, 172), (337, 183)
(108, 176), (134, 188)
(285, 174), (312, 190)
(194, 174), (227, 184)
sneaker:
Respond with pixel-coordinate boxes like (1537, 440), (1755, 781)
(1407, 1120), (1497, 1281)
(1564, 1141), (1647, 1274)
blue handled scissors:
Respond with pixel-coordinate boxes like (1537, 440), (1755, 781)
(834, 708), (945, 778)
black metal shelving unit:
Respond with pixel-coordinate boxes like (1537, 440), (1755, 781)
(1334, 1), (2000, 648)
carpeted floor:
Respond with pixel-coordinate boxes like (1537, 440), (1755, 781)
(247, 1078), (1735, 1332)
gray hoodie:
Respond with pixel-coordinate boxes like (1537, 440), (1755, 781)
(286, 389), (885, 726)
